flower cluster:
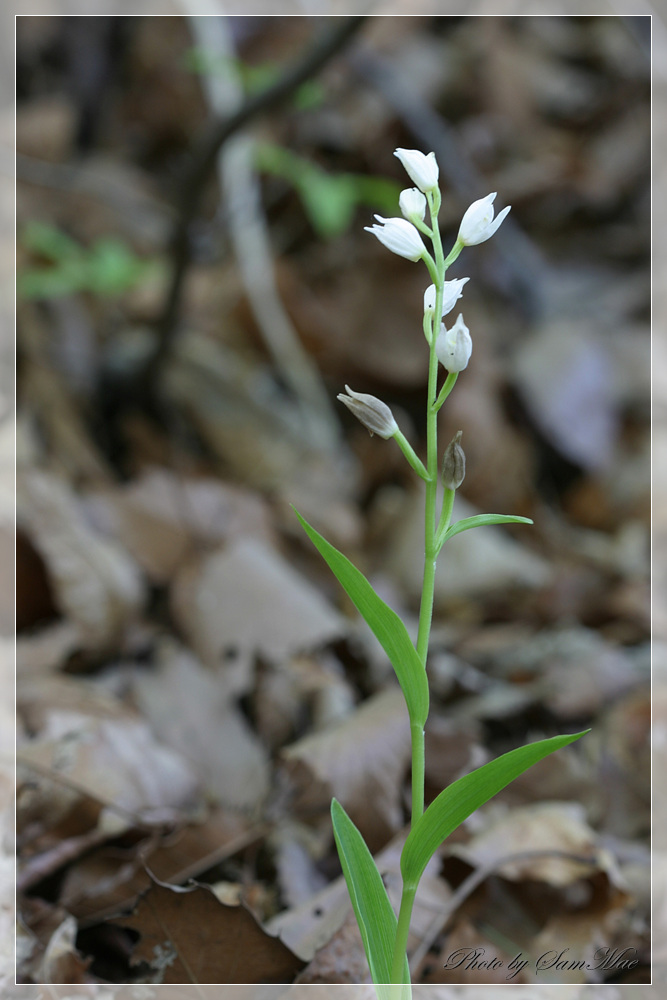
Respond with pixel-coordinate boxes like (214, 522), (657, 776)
(348, 149), (510, 462)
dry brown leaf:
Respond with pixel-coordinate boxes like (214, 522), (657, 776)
(424, 713), (485, 792)
(19, 471), (144, 650)
(271, 832), (450, 980)
(512, 321), (618, 471)
(266, 860), (350, 964)
(59, 808), (255, 924)
(425, 918), (522, 985)
(171, 536), (347, 691)
(539, 632), (644, 718)
(295, 907), (371, 985)
(19, 320), (113, 484)
(36, 913), (92, 985)
(585, 685), (651, 838)
(530, 906), (635, 986)
(18, 710), (201, 827)
(131, 641), (270, 812)
(296, 868), (450, 985)
(18, 670), (128, 735)
(459, 626), (646, 719)
(115, 881), (304, 984)
(270, 821), (329, 911)
(15, 94), (76, 161)
(17, 899), (85, 986)
(254, 653), (355, 750)
(487, 740), (600, 824)
(165, 331), (335, 489)
(449, 802), (622, 888)
(281, 687), (410, 850)
(85, 469), (273, 584)
(16, 621), (82, 677)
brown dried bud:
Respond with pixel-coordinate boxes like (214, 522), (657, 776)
(442, 431), (465, 490)
(337, 385), (398, 439)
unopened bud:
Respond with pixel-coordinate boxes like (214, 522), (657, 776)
(337, 385), (398, 439)
(394, 148), (439, 194)
(442, 431), (465, 490)
(399, 187), (427, 223)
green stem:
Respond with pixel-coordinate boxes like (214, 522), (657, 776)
(409, 721), (425, 830)
(421, 250), (438, 285)
(413, 218), (433, 238)
(390, 884), (417, 987)
(393, 429), (429, 482)
(433, 371), (458, 412)
(415, 192), (446, 673)
(392, 188), (452, 989)
(435, 487), (456, 552)
(444, 237), (464, 268)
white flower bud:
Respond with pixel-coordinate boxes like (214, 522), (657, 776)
(393, 148), (439, 193)
(435, 313), (472, 373)
(424, 278), (470, 318)
(399, 187), (427, 223)
(457, 192), (511, 246)
(364, 215), (426, 262)
(337, 385), (398, 439)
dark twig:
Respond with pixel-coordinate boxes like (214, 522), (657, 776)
(151, 15), (368, 387)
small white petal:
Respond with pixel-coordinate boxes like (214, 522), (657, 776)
(440, 277), (470, 316)
(435, 313), (472, 373)
(424, 278), (470, 317)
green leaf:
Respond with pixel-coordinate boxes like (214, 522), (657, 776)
(18, 223), (153, 301)
(293, 508), (429, 728)
(442, 513), (533, 544)
(87, 238), (147, 296)
(331, 799), (410, 987)
(401, 731), (589, 889)
(255, 143), (401, 239)
(297, 172), (358, 239)
(21, 221), (82, 262)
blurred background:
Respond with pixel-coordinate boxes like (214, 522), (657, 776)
(14, 14), (651, 987)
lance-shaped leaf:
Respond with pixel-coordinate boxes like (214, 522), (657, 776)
(294, 509), (429, 728)
(331, 798), (410, 987)
(401, 731), (589, 889)
(437, 513), (532, 550)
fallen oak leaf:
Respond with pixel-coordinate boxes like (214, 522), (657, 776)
(114, 881), (305, 984)
(281, 688), (411, 852)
